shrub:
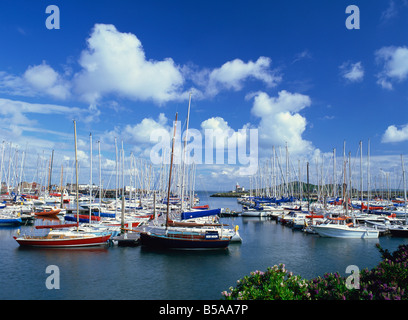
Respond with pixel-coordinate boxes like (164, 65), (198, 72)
(221, 244), (408, 300)
(221, 264), (310, 300)
(306, 272), (351, 300)
(356, 244), (408, 300)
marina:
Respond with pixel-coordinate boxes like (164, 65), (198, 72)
(1, 190), (408, 300)
(0, 114), (407, 300)
(0, 1), (407, 303)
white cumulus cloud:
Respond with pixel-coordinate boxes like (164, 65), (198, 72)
(0, 61), (70, 99)
(124, 113), (170, 144)
(249, 90), (315, 156)
(382, 124), (408, 143)
(0, 24), (282, 110)
(197, 56), (281, 97)
(375, 46), (408, 89)
(73, 24), (185, 105)
(200, 116), (250, 150)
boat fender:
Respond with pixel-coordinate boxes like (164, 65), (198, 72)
(235, 225), (239, 232)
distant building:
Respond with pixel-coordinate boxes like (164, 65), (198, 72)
(235, 183), (245, 193)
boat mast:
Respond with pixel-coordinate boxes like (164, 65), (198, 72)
(342, 141), (346, 206)
(307, 161), (310, 212)
(48, 149), (54, 194)
(367, 139), (370, 213)
(73, 120), (79, 232)
(18, 146), (26, 195)
(6, 143), (12, 195)
(166, 113), (178, 229)
(89, 133), (92, 223)
(348, 151), (352, 210)
(0, 141), (4, 194)
(342, 141), (347, 215)
(181, 93), (192, 212)
(121, 141), (125, 230)
(115, 137), (118, 218)
(272, 146), (276, 199)
(285, 142), (289, 197)
(121, 141), (125, 199)
(190, 163), (196, 208)
(333, 148), (336, 198)
(297, 160), (301, 204)
(343, 153), (348, 216)
(360, 141), (363, 213)
(60, 165), (63, 209)
(98, 140), (102, 215)
(401, 155), (407, 221)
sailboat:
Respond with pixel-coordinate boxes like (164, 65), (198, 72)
(140, 108), (231, 249)
(13, 121), (111, 248)
(312, 141), (379, 239)
(389, 155), (408, 237)
(13, 228), (112, 247)
(0, 213), (22, 226)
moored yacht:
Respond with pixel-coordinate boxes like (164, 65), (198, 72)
(312, 216), (379, 239)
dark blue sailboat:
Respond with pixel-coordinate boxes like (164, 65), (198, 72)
(139, 110), (231, 250)
(139, 226), (230, 249)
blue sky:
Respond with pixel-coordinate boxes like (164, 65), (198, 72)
(0, 0), (407, 192)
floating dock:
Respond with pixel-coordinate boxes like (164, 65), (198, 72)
(112, 233), (140, 247)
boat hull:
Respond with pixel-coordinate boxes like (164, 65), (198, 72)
(64, 214), (101, 223)
(241, 210), (267, 217)
(389, 228), (408, 238)
(34, 209), (61, 217)
(0, 218), (22, 226)
(140, 232), (230, 249)
(13, 234), (111, 248)
(313, 225), (379, 239)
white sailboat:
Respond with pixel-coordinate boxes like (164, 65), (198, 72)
(312, 140), (379, 239)
(312, 216), (379, 239)
(241, 206), (269, 217)
(389, 155), (408, 237)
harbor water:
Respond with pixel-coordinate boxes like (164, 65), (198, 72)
(1, 191), (407, 300)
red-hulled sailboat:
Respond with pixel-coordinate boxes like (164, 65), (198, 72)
(13, 121), (111, 248)
(13, 229), (111, 248)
